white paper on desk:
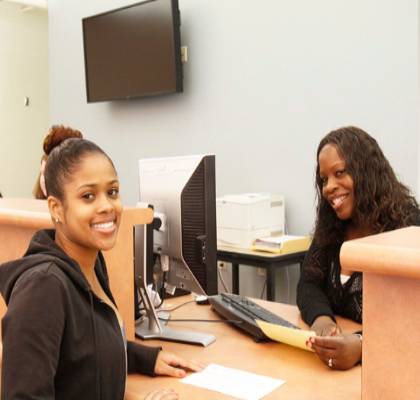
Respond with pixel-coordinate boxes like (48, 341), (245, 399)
(180, 363), (285, 400)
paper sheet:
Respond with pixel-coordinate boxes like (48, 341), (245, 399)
(256, 320), (315, 351)
(180, 363), (285, 400)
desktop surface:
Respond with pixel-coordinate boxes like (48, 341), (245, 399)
(126, 295), (361, 400)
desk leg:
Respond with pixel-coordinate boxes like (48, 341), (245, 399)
(299, 261), (304, 274)
(232, 263), (239, 294)
(266, 266), (275, 301)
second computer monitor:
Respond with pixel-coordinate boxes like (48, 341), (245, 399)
(138, 154), (217, 295)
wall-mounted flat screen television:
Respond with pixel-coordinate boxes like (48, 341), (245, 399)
(82, 0), (182, 103)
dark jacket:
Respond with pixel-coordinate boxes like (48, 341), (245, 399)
(0, 230), (161, 400)
(297, 208), (420, 326)
(297, 240), (363, 325)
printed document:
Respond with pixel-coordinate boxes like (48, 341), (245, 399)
(180, 363), (285, 400)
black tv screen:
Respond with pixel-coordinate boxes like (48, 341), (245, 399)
(82, 0), (182, 103)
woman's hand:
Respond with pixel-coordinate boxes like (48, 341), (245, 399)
(308, 333), (362, 370)
(310, 316), (341, 336)
(154, 351), (205, 378)
(144, 389), (179, 400)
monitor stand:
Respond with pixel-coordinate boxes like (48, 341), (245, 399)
(134, 225), (216, 347)
(135, 282), (216, 347)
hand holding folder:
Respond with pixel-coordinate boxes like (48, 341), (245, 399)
(256, 320), (315, 351)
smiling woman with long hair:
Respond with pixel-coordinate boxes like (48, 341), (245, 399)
(0, 137), (202, 400)
(297, 126), (420, 370)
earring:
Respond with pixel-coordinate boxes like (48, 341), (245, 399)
(55, 217), (60, 223)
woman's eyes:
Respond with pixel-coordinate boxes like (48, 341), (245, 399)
(108, 188), (119, 197)
(320, 169), (346, 185)
(82, 193), (95, 201)
(81, 188), (119, 201)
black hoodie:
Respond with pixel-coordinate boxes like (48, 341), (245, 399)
(0, 230), (161, 400)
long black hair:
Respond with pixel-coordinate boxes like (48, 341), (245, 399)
(314, 126), (418, 250)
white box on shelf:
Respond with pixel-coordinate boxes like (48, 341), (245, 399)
(216, 193), (285, 249)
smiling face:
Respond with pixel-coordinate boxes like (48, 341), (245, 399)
(318, 143), (355, 221)
(50, 152), (122, 265)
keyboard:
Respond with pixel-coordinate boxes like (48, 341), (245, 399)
(209, 293), (299, 342)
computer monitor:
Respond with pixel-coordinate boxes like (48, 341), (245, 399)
(134, 154), (217, 346)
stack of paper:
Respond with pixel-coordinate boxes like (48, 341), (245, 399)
(252, 235), (311, 254)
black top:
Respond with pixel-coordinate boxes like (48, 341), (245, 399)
(297, 241), (362, 325)
(0, 230), (161, 400)
(297, 209), (420, 326)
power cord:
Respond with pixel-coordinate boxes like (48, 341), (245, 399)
(259, 278), (267, 299)
(159, 317), (243, 324)
(217, 263), (230, 293)
(160, 299), (196, 312)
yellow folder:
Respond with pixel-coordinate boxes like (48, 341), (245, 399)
(256, 320), (315, 351)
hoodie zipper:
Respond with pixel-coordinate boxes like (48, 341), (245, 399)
(88, 291), (101, 400)
(92, 292), (127, 400)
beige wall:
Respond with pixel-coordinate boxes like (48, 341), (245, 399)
(0, 2), (49, 198)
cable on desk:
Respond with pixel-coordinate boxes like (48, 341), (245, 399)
(160, 300), (196, 313)
(159, 317), (243, 324)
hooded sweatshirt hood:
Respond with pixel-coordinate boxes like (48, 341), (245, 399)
(0, 229), (99, 305)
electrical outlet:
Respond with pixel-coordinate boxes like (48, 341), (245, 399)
(257, 267), (266, 277)
(181, 46), (188, 63)
(218, 261), (226, 270)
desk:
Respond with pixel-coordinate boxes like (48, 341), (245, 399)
(341, 226), (420, 400)
(126, 295), (361, 400)
(217, 245), (307, 301)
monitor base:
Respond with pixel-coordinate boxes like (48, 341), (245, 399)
(135, 313), (216, 347)
(134, 223), (216, 348)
